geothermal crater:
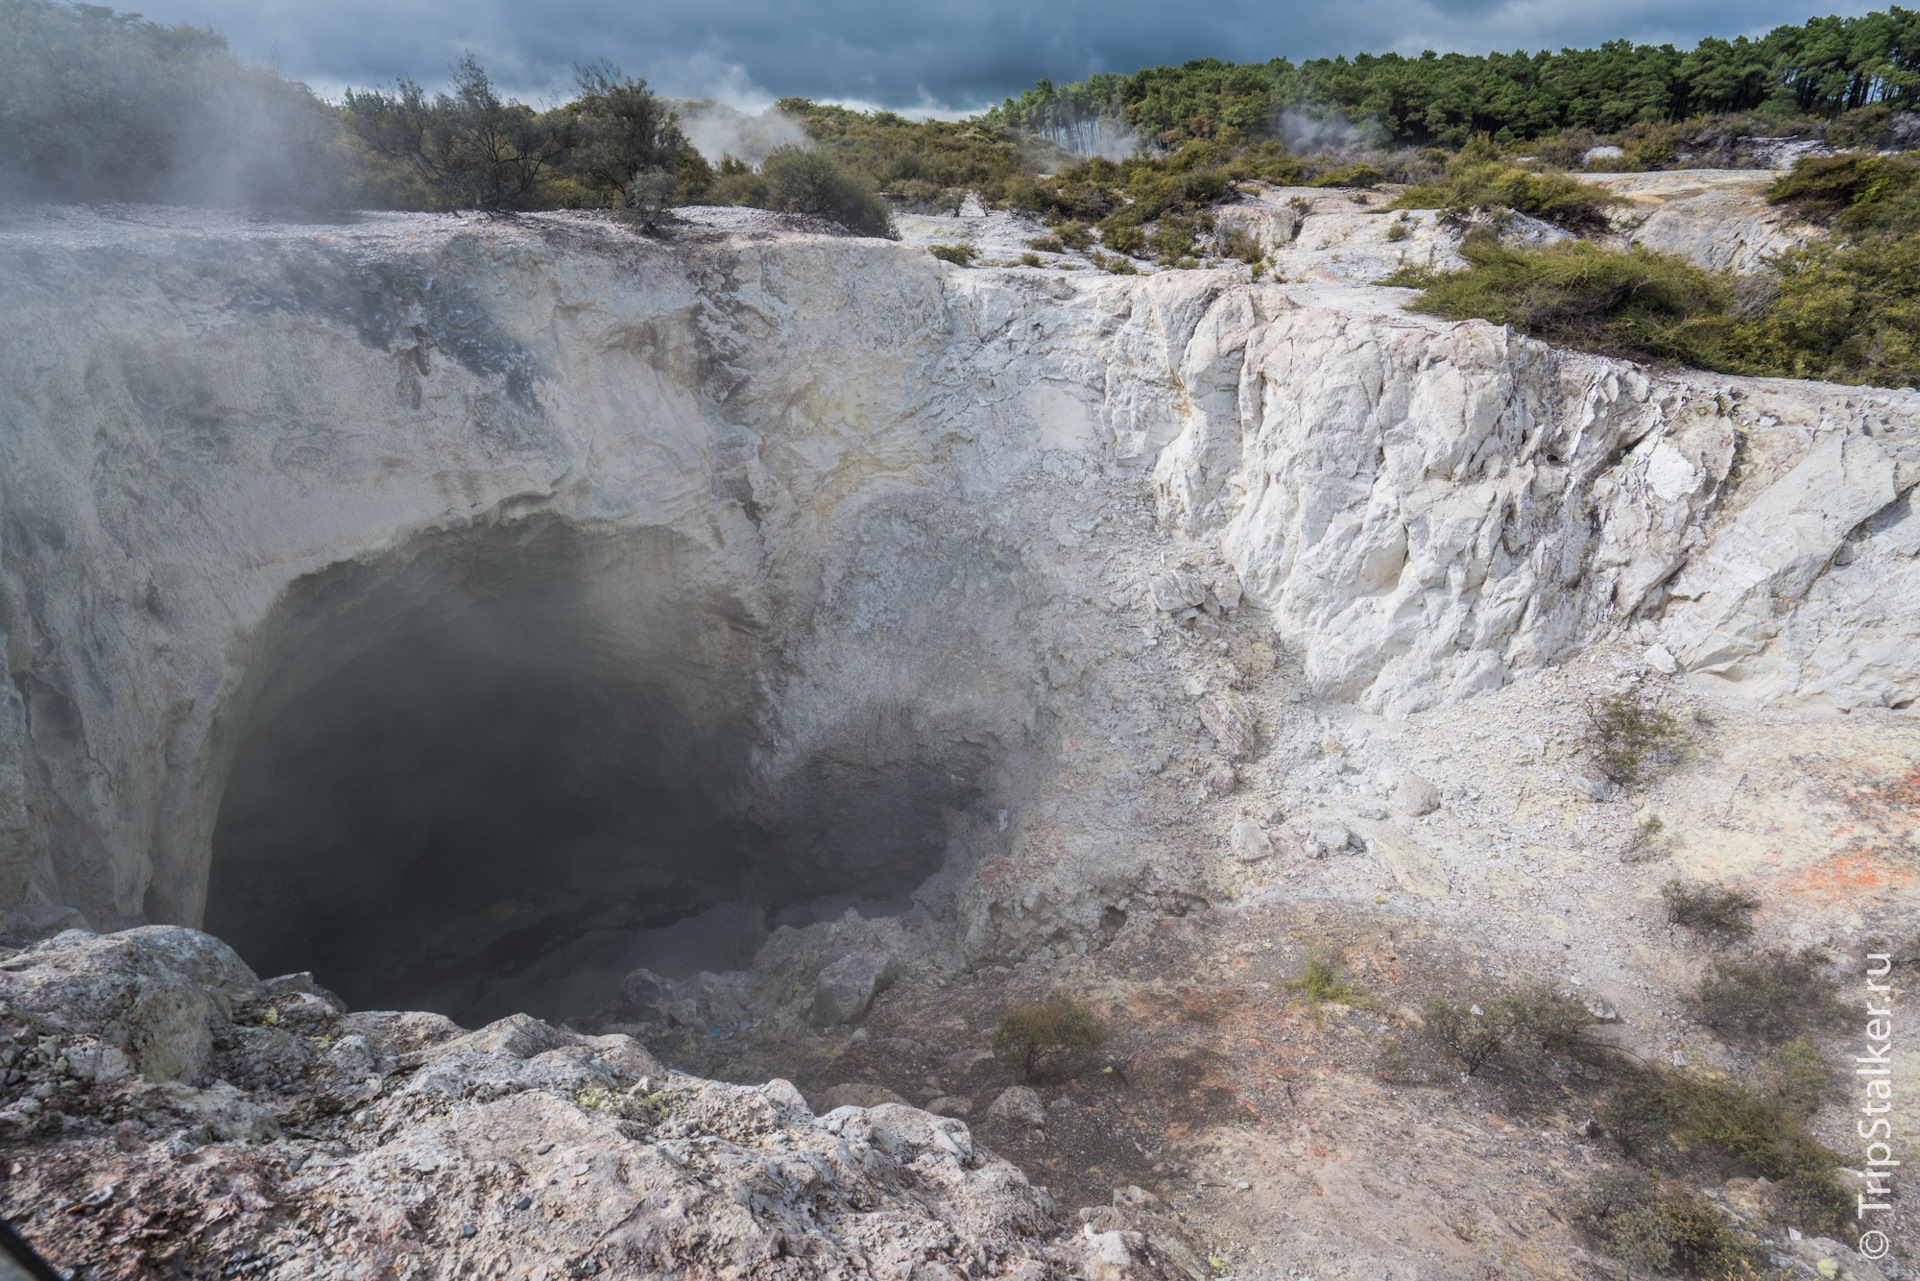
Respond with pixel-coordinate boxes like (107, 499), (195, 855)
(202, 511), (1030, 1025)
(5, 198), (1920, 1281)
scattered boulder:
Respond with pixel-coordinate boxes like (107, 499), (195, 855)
(815, 1082), (911, 1111)
(985, 1086), (1046, 1126)
(612, 967), (672, 1021)
(1391, 774), (1441, 817)
(926, 1095), (973, 1118)
(1646, 643), (1679, 674)
(811, 951), (900, 1025)
(1205, 763), (1238, 795)
(1229, 819), (1273, 862)
(1309, 823), (1354, 856)
(1147, 570), (1206, 613)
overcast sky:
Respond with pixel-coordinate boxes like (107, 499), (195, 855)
(129, 0), (1880, 113)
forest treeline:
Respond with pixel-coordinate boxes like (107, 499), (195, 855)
(989, 10), (1920, 148)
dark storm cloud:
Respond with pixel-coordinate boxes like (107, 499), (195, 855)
(129, 0), (1885, 110)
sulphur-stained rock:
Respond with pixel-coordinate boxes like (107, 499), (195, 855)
(812, 950), (900, 1025)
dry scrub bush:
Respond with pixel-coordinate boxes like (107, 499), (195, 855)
(1420, 986), (1603, 1078)
(1660, 880), (1762, 944)
(1686, 948), (1855, 1045)
(991, 996), (1104, 1081)
(928, 242), (977, 265)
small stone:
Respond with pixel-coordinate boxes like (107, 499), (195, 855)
(1205, 763), (1238, 795)
(811, 952), (900, 1026)
(515, 1196), (532, 1210)
(1230, 819), (1272, 862)
(1646, 644), (1679, 675)
(985, 1086), (1047, 1126)
(1234, 1180), (1251, 1191)
(816, 1082), (910, 1111)
(1148, 571), (1206, 613)
(1391, 774), (1441, 817)
(1584, 996), (1620, 1022)
(1309, 822), (1352, 856)
(1571, 771), (1614, 802)
(1198, 693), (1258, 761)
(460, 1223), (477, 1239)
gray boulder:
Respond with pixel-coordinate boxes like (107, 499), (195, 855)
(1229, 819), (1273, 862)
(985, 1086), (1046, 1126)
(1392, 774), (1441, 817)
(811, 951), (899, 1026)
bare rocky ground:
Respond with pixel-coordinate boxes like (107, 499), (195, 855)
(1, 172), (1913, 1280)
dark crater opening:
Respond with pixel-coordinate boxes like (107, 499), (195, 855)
(203, 520), (991, 1027)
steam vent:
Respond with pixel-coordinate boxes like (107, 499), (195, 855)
(3, 196), (1919, 1279)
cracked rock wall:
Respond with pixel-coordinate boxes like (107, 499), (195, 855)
(1, 207), (1916, 936)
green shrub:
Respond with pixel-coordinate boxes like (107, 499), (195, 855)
(928, 242), (977, 265)
(1587, 687), (1696, 786)
(1288, 953), (1368, 1024)
(1765, 151), (1920, 231)
(1099, 222), (1144, 255)
(1385, 217), (1412, 242)
(1019, 251), (1042, 267)
(991, 996), (1104, 1081)
(1598, 1066), (1852, 1240)
(1028, 234), (1066, 253)
(346, 56), (577, 211)
(1393, 232), (1733, 368)
(1218, 225), (1262, 263)
(1724, 231), (1920, 390)
(1530, 128), (1600, 171)
(758, 145), (896, 237)
(1054, 221), (1095, 250)
(1720, 150), (1920, 390)
(1772, 1035), (1830, 1110)
(1575, 1167), (1764, 1277)
(1391, 156), (1624, 232)
(1687, 948), (1854, 1045)
(1660, 880), (1762, 943)
(1086, 250), (1139, 275)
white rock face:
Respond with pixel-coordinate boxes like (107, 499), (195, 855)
(1587, 169), (1822, 274)
(0, 205), (1915, 937)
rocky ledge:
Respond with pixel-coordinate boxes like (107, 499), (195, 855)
(0, 925), (1205, 1279)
